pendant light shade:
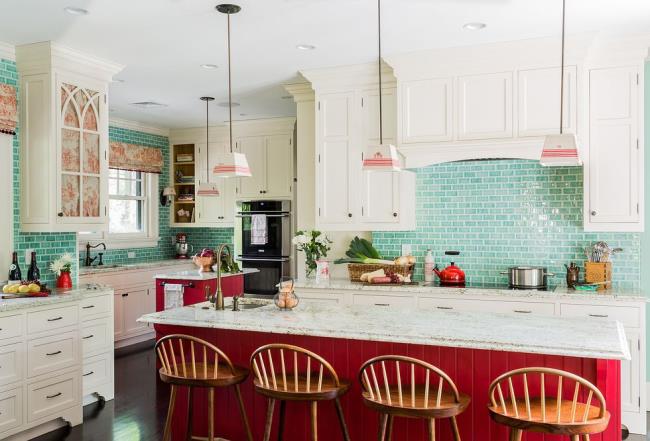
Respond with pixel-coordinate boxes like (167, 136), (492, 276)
(197, 96), (221, 196)
(213, 3), (252, 178)
(540, 0), (581, 167)
(362, 0), (402, 173)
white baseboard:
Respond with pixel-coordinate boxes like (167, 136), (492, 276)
(114, 331), (155, 349)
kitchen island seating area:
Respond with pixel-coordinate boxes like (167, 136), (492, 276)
(152, 334), (612, 441)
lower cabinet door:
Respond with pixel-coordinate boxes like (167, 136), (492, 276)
(27, 332), (79, 378)
(81, 318), (112, 357)
(113, 292), (124, 340)
(0, 387), (22, 433)
(122, 287), (153, 337)
(27, 372), (79, 423)
(0, 344), (22, 386)
(621, 329), (641, 414)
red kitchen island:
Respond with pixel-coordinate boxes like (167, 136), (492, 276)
(139, 298), (628, 441)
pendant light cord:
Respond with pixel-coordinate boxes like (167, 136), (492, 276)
(560, 0), (566, 135)
(227, 12), (234, 153)
(206, 99), (210, 179)
(378, 0), (383, 145)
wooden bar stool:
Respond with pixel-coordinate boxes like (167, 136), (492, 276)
(250, 343), (351, 441)
(487, 367), (610, 441)
(155, 334), (254, 441)
(358, 355), (470, 441)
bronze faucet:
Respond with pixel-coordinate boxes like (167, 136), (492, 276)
(85, 242), (106, 266)
(214, 244), (233, 311)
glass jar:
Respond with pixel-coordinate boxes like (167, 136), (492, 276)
(274, 277), (299, 310)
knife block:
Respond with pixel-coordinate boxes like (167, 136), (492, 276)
(584, 262), (612, 291)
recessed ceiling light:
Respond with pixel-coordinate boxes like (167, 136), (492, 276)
(218, 101), (240, 108)
(296, 44), (316, 51)
(200, 64), (219, 70)
(64, 6), (88, 15)
(463, 22), (486, 31)
(130, 101), (168, 109)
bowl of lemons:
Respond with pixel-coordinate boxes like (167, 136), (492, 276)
(2, 282), (46, 296)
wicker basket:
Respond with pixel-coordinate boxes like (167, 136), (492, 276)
(347, 263), (414, 282)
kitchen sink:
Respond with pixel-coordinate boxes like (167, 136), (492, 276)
(192, 298), (270, 311)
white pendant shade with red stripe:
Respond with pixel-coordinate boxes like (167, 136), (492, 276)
(213, 151), (252, 178)
(196, 183), (220, 196)
(540, 133), (582, 166)
(362, 144), (403, 172)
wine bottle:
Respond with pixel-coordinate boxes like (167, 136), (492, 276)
(27, 252), (40, 282)
(8, 252), (21, 282)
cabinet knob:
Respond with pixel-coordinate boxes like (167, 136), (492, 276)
(57, 212), (64, 217)
(259, 191), (263, 194)
(393, 212), (398, 217)
(591, 211), (597, 216)
(348, 213), (352, 218)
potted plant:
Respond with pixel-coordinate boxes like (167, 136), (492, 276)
(50, 252), (74, 289)
(292, 230), (332, 278)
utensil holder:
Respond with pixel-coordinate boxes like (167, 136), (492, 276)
(584, 262), (612, 291)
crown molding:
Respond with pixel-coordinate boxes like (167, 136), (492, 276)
(0, 41), (15, 61)
(284, 80), (314, 103)
(300, 61), (396, 92)
(169, 116), (296, 143)
(109, 117), (170, 137)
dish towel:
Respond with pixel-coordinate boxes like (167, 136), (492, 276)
(251, 214), (268, 245)
(164, 283), (184, 310)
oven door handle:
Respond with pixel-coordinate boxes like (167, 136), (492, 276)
(236, 214), (290, 218)
(237, 256), (290, 262)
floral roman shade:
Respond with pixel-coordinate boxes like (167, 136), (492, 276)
(0, 84), (17, 135)
(109, 141), (163, 174)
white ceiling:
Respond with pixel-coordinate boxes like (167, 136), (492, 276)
(1, 0), (649, 129)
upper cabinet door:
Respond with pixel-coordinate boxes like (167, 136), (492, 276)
(58, 81), (107, 224)
(237, 136), (267, 198)
(518, 66), (577, 137)
(588, 66), (640, 226)
(361, 89), (399, 224)
(265, 135), (293, 198)
(458, 72), (513, 140)
(400, 78), (453, 144)
(317, 92), (354, 225)
(196, 142), (234, 225)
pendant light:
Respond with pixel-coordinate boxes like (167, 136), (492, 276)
(213, 4), (252, 178)
(540, 0), (581, 167)
(362, 0), (402, 172)
(197, 96), (220, 196)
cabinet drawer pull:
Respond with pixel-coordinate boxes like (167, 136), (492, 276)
(514, 310), (532, 314)
(82, 334), (94, 340)
(46, 350), (62, 356)
(393, 212), (398, 217)
(82, 305), (95, 309)
(47, 317), (63, 322)
(588, 313), (608, 318)
(122, 293), (129, 297)
(83, 371), (94, 377)
(57, 212), (64, 217)
(348, 213), (352, 218)
(436, 306), (453, 310)
(374, 303), (389, 307)
(46, 392), (62, 399)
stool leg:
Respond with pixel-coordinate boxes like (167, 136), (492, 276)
(449, 416), (461, 441)
(509, 429), (522, 441)
(263, 399), (276, 441)
(334, 398), (351, 441)
(163, 385), (177, 441)
(310, 401), (318, 441)
(208, 388), (214, 441)
(581, 436), (590, 441)
(570, 436), (579, 441)
(186, 387), (194, 441)
(277, 400), (286, 441)
(378, 414), (388, 441)
(386, 415), (394, 441)
(427, 418), (435, 441)
(234, 384), (254, 441)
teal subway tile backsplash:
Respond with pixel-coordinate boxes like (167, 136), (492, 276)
(372, 160), (640, 290)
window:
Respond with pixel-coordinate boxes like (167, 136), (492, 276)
(109, 169), (144, 234)
(79, 170), (159, 249)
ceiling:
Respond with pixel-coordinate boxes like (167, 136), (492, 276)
(1, 0), (649, 129)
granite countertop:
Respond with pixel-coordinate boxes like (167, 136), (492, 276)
(293, 278), (646, 302)
(138, 298), (630, 360)
(79, 259), (194, 276)
(154, 267), (260, 281)
(0, 285), (113, 313)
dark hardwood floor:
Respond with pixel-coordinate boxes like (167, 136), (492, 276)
(34, 340), (170, 441)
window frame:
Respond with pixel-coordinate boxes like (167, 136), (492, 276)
(78, 171), (159, 249)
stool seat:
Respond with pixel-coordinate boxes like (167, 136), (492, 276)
(253, 374), (350, 401)
(362, 386), (471, 419)
(488, 397), (610, 435)
(159, 363), (249, 388)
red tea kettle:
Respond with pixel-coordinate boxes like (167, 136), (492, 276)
(433, 251), (466, 285)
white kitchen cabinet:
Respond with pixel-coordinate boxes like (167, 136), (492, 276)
(114, 286), (154, 341)
(400, 78), (453, 144)
(518, 66), (577, 137)
(195, 142), (235, 226)
(585, 66), (642, 231)
(236, 135), (293, 200)
(16, 42), (121, 232)
(458, 72), (513, 141)
(620, 329), (642, 415)
(316, 89), (415, 231)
